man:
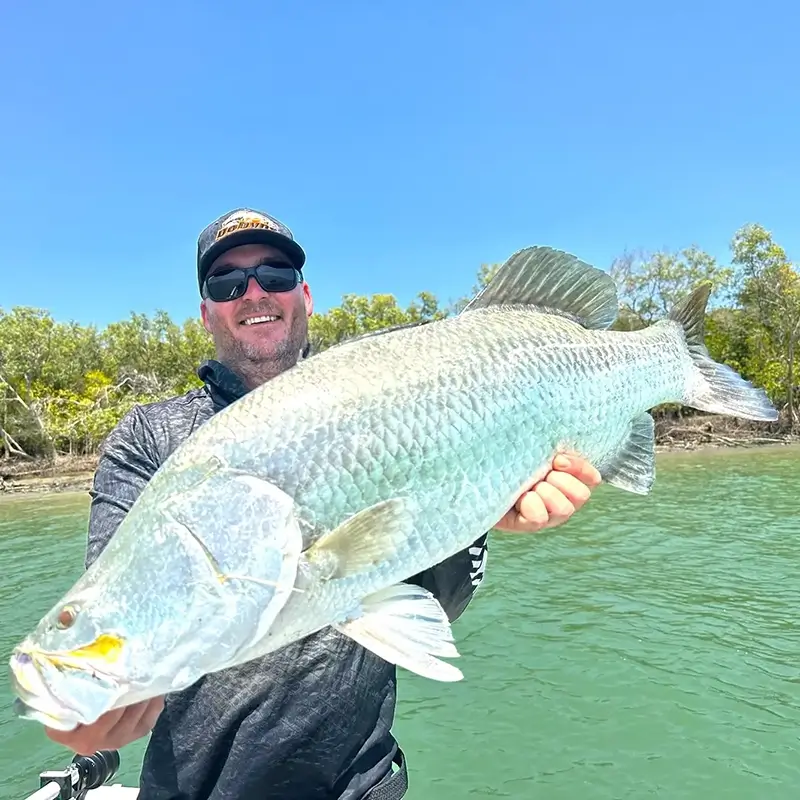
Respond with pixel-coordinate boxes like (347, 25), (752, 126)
(46, 208), (602, 799)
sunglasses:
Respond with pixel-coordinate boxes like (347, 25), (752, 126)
(202, 263), (303, 302)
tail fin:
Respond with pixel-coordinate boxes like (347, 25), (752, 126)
(671, 282), (778, 422)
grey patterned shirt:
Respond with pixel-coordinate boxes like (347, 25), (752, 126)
(86, 359), (489, 800)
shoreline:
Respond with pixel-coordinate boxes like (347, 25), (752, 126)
(0, 454), (98, 498)
(0, 469), (96, 497)
(1, 425), (797, 498)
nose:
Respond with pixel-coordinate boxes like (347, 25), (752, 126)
(241, 274), (270, 301)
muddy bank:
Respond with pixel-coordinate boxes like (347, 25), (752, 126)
(0, 455), (96, 496)
(652, 413), (796, 452)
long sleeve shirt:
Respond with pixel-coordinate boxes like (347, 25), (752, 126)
(85, 359), (489, 800)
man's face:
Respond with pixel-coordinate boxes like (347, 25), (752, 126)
(200, 244), (313, 384)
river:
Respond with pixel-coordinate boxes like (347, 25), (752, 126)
(1, 445), (798, 799)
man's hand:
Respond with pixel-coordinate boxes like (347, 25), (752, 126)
(45, 696), (165, 755)
(496, 454), (602, 533)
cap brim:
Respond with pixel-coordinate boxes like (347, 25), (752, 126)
(198, 229), (307, 289)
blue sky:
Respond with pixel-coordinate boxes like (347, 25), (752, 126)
(2, 0), (799, 329)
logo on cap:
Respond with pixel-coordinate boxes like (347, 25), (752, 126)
(215, 210), (293, 242)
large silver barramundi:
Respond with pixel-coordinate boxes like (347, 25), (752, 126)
(9, 246), (778, 730)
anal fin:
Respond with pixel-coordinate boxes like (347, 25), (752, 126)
(335, 583), (463, 682)
(600, 413), (656, 495)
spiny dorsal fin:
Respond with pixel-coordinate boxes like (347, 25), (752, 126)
(462, 246), (619, 330)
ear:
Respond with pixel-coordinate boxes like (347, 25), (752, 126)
(302, 282), (314, 318)
(200, 300), (212, 334)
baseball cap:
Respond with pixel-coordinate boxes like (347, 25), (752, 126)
(196, 207), (307, 292)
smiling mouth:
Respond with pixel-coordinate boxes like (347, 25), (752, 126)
(240, 315), (280, 326)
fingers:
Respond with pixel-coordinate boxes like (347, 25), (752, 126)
(103, 697), (164, 751)
(545, 471), (591, 510)
(506, 481), (575, 533)
(140, 695), (166, 733)
(535, 480), (577, 524)
(510, 490), (550, 532)
(494, 455), (602, 534)
(45, 697), (165, 755)
(553, 454), (602, 489)
(45, 707), (125, 754)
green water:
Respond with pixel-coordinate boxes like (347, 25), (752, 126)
(1, 446), (798, 799)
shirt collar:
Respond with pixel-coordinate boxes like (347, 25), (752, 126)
(196, 359), (249, 408)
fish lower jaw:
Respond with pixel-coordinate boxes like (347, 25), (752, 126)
(9, 673), (91, 730)
(13, 696), (82, 731)
(10, 652), (128, 730)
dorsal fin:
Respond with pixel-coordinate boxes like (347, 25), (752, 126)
(461, 246), (620, 330)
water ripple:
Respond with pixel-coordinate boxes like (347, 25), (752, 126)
(394, 447), (800, 797)
(1, 449), (800, 798)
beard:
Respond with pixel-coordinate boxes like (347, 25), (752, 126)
(210, 299), (309, 389)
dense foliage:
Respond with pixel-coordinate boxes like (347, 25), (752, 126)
(1, 223), (795, 461)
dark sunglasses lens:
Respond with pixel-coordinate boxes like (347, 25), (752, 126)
(254, 265), (299, 292)
(204, 265), (299, 301)
(205, 269), (246, 301)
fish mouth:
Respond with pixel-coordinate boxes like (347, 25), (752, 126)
(9, 646), (123, 731)
(9, 650), (82, 730)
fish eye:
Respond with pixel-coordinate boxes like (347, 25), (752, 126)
(56, 604), (79, 630)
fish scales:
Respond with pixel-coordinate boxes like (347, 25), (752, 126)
(177, 308), (686, 645)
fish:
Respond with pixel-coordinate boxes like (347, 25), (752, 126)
(8, 245), (778, 731)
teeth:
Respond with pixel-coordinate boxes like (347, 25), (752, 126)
(242, 316), (279, 325)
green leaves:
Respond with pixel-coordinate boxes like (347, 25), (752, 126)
(0, 307), (214, 459)
(308, 291), (449, 352)
(610, 245), (734, 326)
(730, 223), (800, 426)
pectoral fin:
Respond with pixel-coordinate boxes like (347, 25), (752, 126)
(304, 498), (415, 580)
(335, 583), (463, 682)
